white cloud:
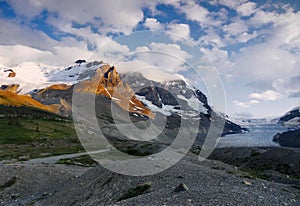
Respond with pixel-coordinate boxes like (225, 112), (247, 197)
(223, 21), (248, 36)
(7, 0), (154, 35)
(114, 41), (193, 82)
(249, 100), (260, 104)
(222, 8), (300, 100)
(0, 19), (59, 51)
(233, 98), (260, 110)
(200, 46), (228, 65)
(218, 0), (247, 9)
(233, 100), (249, 109)
(272, 76), (300, 97)
(229, 42), (294, 81)
(144, 18), (163, 30)
(0, 45), (52, 66)
(0, 16), (133, 67)
(176, 1), (209, 25)
(166, 23), (191, 42)
(0, 44), (93, 66)
(6, 0), (44, 18)
(236, 2), (257, 17)
(248, 10), (277, 27)
(236, 31), (258, 43)
(148, 42), (191, 60)
(273, 11), (300, 46)
(116, 60), (180, 82)
(133, 42), (191, 73)
(249, 90), (283, 101)
(200, 28), (226, 48)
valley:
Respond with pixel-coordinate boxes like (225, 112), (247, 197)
(1, 0), (300, 205)
(0, 61), (299, 205)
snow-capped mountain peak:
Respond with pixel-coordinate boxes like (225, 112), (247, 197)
(0, 60), (107, 94)
(279, 106), (300, 128)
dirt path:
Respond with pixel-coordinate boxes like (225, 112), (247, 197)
(0, 149), (109, 205)
(24, 149), (110, 164)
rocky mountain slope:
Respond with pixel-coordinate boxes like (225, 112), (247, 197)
(273, 129), (300, 148)
(0, 89), (58, 113)
(0, 61), (152, 118)
(278, 106), (300, 128)
(121, 72), (244, 138)
(273, 106), (300, 148)
(0, 60), (243, 147)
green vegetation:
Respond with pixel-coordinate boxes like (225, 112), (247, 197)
(118, 183), (151, 201)
(227, 170), (239, 175)
(0, 117), (76, 145)
(0, 142), (84, 161)
(243, 169), (267, 180)
(0, 106), (84, 161)
(56, 155), (98, 167)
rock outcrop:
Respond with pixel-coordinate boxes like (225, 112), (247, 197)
(273, 129), (300, 148)
(5, 69), (16, 77)
(278, 106), (300, 128)
(32, 65), (154, 118)
(0, 84), (20, 93)
(120, 72), (243, 144)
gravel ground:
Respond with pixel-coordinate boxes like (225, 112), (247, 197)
(38, 155), (299, 206)
(0, 149), (299, 206)
(0, 163), (90, 205)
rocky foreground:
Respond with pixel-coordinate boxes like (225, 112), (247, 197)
(0, 147), (299, 206)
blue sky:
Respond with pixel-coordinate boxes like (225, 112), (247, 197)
(0, 0), (299, 118)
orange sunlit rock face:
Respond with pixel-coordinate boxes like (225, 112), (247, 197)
(76, 65), (155, 119)
(45, 84), (71, 91)
(8, 71), (16, 77)
(37, 84), (72, 95)
(0, 65), (154, 119)
(0, 90), (58, 113)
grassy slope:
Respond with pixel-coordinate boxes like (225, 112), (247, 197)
(0, 106), (84, 161)
(0, 118), (76, 144)
(0, 90), (58, 113)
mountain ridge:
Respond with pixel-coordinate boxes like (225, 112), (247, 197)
(0, 60), (244, 140)
(0, 62), (153, 118)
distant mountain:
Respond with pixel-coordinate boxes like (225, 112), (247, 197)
(0, 60), (243, 147)
(278, 106), (300, 128)
(273, 129), (300, 148)
(272, 106), (300, 148)
(0, 61), (152, 118)
(120, 72), (244, 142)
(235, 118), (279, 126)
(0, 60), (106, 94)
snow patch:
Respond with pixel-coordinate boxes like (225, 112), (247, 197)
(282, 117), (300, 128)
(177, 94), (208, 114)
(0, 62), (106, 94)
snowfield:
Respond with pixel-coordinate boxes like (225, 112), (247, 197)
(0, 61), (106, 94)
